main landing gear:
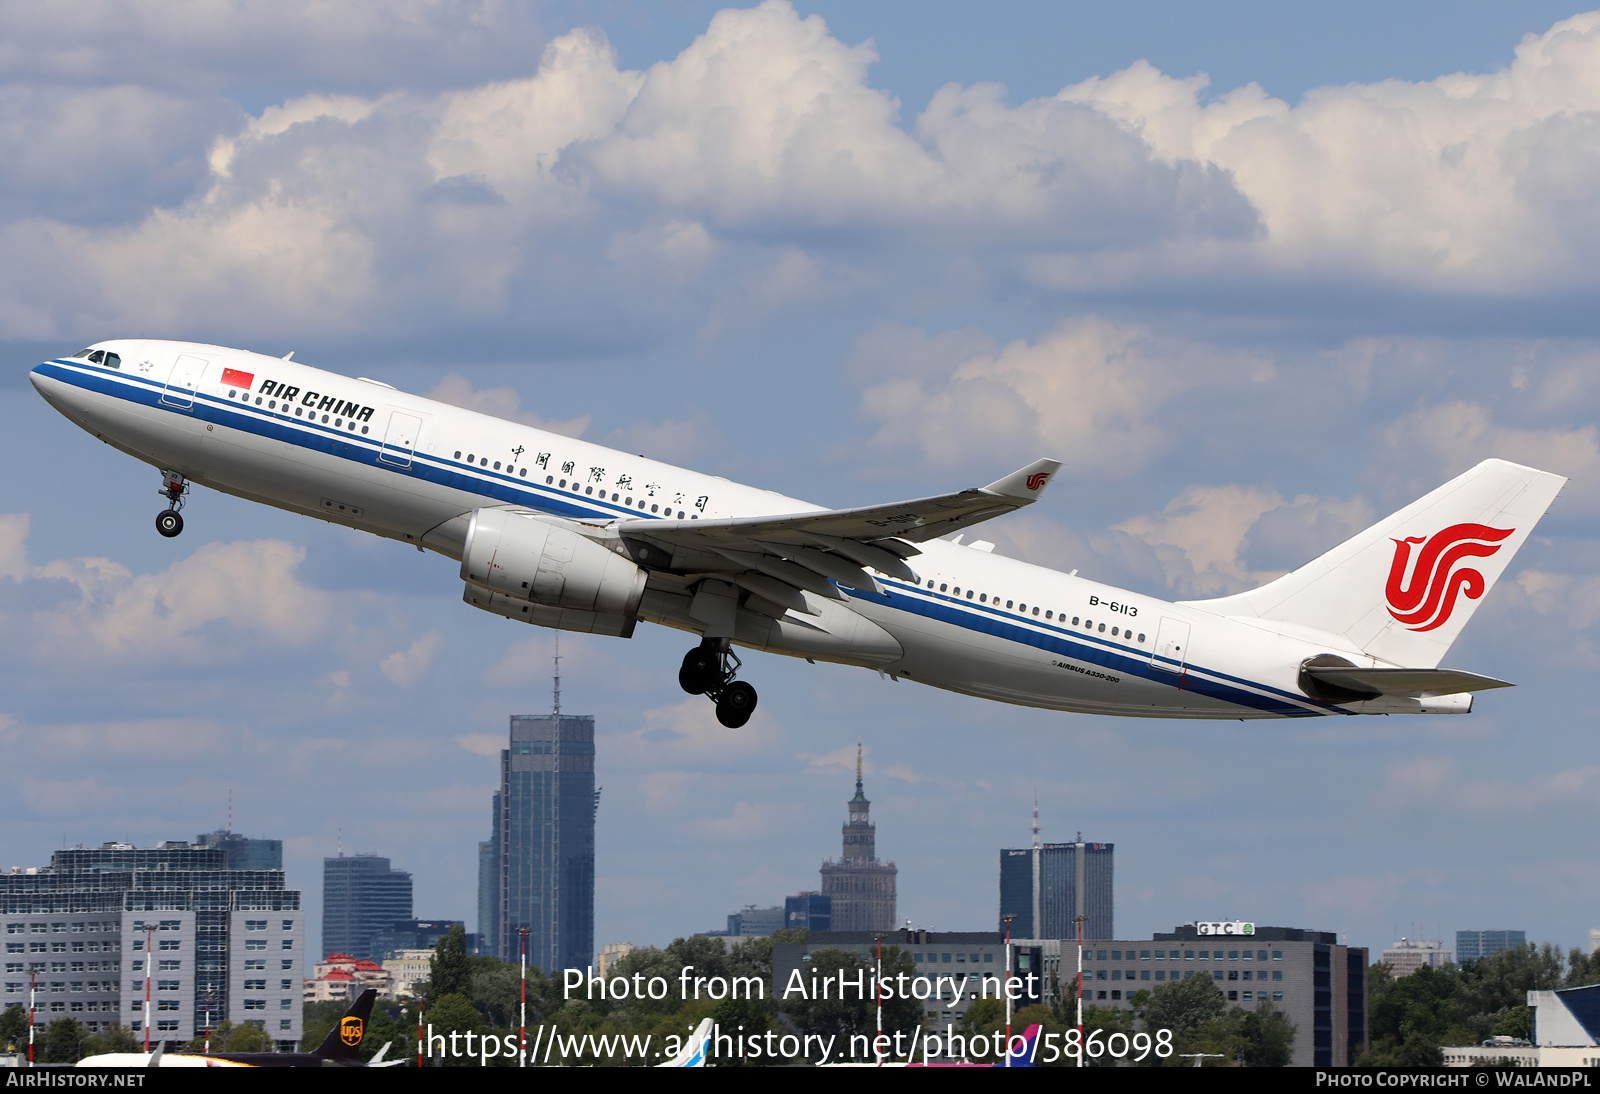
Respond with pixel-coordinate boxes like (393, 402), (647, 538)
(679, 638), (758, 729)
(156, 470), (187, 538)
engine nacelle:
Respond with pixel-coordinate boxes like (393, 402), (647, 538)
(461, 508), (646, 622)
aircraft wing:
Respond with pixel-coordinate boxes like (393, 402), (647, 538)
(1302, 665), (1513, 698)
(620, 458), (1061, 610)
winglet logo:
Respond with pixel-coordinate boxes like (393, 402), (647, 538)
(1385, 523), (1514, 632)
(1025, 471), (1051, 491)
(340, 1016), (363, 1047)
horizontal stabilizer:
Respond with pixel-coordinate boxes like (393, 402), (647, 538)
(1304, 664), (1513, 699)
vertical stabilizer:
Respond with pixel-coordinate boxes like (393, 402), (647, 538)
(1185, 459), (1566, 668)
(313, 988), (377, 1062)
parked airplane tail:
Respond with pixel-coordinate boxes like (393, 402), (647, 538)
(1187, 459), (1566, 669)
(312, 988), (378, 1062)
(656, 1017), (713, 1067)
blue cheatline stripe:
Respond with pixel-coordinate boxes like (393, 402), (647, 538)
(850, 580), (1339, 718)
(43, 360), (1339, 718)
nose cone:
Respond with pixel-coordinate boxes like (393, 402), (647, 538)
(30, 362), (67, 407)
(31, 360), (97, 428)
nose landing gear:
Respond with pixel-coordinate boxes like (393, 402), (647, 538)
(679, 638), (759, 729)
(156, 470), (187, 538)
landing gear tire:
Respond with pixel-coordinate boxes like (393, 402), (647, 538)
(678, 647), (720, 695)
(156, 470), (189, 538)
(682, 637), (759, 727)
(715, 681), (758, 729)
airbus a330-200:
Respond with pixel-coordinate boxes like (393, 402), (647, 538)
(31, 341), (1566, 727)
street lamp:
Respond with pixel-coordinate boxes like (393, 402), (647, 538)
(1000, 914), (1016, 1067)
(141, 923), (156, 1053)
(517, 928), (530, 1068)
(1073, 913), (1088, 1069)
(873, 934), (885, 1066)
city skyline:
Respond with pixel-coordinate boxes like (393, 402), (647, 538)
(3, 2), (1599, 961)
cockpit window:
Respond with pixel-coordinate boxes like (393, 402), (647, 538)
(86, 350), (103, 363)
(102, 352), (120, 369)
(71, 349), (93, 359)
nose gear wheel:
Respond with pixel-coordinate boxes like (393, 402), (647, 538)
(156, 470), (189, 538)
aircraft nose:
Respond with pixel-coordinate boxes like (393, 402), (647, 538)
(29, 363), (64, 403)
(30, 361), (91, 422)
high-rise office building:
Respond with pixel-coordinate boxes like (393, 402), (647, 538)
(1, 840), (302, 1050)
(481, 706), (597, 972)
(1456, 929), (1526, 963)
(999, 818), (1114, 940)
(194, 829), (282, 871)
(1047, 923), (1368, 1067)
(785, 892), (832, 932)
(1382, 937), (1451, 977)
(477, 839), (497, 956)
(321, 854), (412, 962)
(819, 745), (897, 932)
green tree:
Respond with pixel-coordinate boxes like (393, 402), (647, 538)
(39, 1017), (87, 1063)
(1360, 1031), (1445, 1067)
(470, 957), (527, 1027)
(1144, 974), (1230, 1067)
(429, 924), (472, 998)
(0, 1004), (28, 1051)
(80, 1023), (139, 1057)
(300, 999), (349, 1052)
(780, 947), (922, 1060)
(1367, 963), (1459, 1046)
(1144, 973), (1226, 1040)
(1237, 1000), (1297, 1067)
(198, 1020), (272, 1053)
(418, 992), (487, 1068)
(359, 1001), (414, 1063)
(710, 995), (780, 1067)
(1565, 948), (1600, 987)
(1491, 1005), (1532, 1040)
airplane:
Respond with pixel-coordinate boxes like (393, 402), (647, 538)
(656, 1016), (712, 1067)
(30, 339), (1566, 726)
(77, 988), (382, 1067)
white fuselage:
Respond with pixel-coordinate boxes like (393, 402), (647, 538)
(31, 340), (1360, 719)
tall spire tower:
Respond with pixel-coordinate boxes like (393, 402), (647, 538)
(819, 739), (897, 931)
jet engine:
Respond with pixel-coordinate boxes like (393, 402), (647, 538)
(460, 508), (647, 635)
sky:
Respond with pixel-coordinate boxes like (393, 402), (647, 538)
(3, 1), (1600, 966)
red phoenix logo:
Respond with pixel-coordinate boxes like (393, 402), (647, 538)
(1385, 523), (1514, 632)
(1025, 471), (1051, 491)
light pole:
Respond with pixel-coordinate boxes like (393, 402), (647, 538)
(27, 968), (35, 1065)
(1073, 913), (1088, 1068)
(1000, 914), (1015, 1067)
(518, 928), (530, 1068)
(415, 995), (424, 1069)
(141, 923), (156, 1053)
(873, 934), (885, 1066)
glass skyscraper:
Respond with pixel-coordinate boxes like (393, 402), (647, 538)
(481, 713), (596, 973)
(999, 838), (1114, 940)
(321, 854), (412, 962)
(1455, 929), (1526, 963)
